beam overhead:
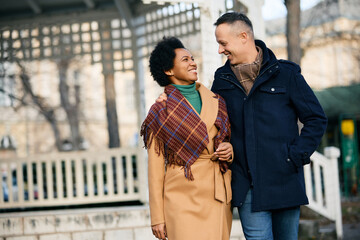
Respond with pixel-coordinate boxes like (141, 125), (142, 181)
(113, 0), (134, 28)
(25, 0), (42, 14)
(83, 0), (95, 9)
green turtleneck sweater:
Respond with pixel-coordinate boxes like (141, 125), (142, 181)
(172, 83), (202, 114)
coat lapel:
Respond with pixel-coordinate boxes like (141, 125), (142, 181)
(197, 82), (218, 133)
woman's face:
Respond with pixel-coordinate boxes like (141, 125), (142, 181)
(165, 48), (198, 85)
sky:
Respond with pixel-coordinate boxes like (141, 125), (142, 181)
(262, 0), (322, 20)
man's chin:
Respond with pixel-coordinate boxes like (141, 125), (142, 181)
(229, 59), (240, 65)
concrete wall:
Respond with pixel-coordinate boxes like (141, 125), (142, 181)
(0, 206), (245, 240)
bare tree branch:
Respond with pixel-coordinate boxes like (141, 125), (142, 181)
(14, 58), (63, 151)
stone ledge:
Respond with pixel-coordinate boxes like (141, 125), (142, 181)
(0, 207), (245, 240)
(0, 218), (23, 236)
(6, 236), (37, 240)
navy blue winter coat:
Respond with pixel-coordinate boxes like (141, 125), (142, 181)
(211, 40), (327, 211)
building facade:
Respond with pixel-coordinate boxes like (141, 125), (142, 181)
(265, 0), (360, 90)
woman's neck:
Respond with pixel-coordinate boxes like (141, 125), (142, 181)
(171, 83), (196, 95)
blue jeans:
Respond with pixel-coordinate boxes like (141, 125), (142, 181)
(238, 190), (300, 240)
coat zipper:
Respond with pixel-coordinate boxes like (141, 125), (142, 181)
(219, 75), (246, 95)
(256, 62), (278, 81)
(217, 62), (278, 189)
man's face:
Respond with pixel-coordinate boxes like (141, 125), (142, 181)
(215, 23), (246, 65)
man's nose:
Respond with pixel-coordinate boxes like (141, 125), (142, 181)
(218, 45), (224, 54)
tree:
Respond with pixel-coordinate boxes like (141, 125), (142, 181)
(1, 20), (122, 150)
(15, 59), (63, 151)
(1, 56), (85, 152)
(57, 58), (83, 151)
(99, 21), (121, 148)
(285, 0), (301, 65)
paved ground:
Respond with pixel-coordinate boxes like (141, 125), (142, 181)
(342, 199), (360, 240)
(300, 198), (360, 239)
(343, 222), (360, 240)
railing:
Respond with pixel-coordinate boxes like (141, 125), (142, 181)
(0, 147), (147, 209)
(1, 146), (343, 239)
(305, 147), (343, 240)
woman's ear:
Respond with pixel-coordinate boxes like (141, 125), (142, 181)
(164, 70), (173, 76)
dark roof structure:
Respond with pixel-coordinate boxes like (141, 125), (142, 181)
(314, 83), (360, 121)
(0, 0), (162, 27)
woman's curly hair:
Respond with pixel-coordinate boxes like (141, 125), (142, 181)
(149, 37), (185, 86)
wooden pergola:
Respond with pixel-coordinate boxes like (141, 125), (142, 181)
(0, 0), (260, 148)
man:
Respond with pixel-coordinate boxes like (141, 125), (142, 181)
(211, 12), (327, 240)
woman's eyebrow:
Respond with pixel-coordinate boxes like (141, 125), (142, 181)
(180, 55), (192, 60)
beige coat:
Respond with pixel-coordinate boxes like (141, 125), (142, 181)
(148, 83), (233, 240)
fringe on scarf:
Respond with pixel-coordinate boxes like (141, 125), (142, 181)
(140, 123), (194, 180)
(213, 94), (231, 174)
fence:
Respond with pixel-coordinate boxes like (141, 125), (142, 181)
(0, 147), (147, 209)
(1, 146), (342, 239)
(305, 146), (343, 239)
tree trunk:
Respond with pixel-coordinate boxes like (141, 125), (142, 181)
(285, 0), (301, 65)
(58, 59), (82, 150)
(104, 73), (120, 148)
(100, 21), (120, 148)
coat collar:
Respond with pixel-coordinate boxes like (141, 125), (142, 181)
(217, 40), (278, 76)
(215, 40), (281, 96)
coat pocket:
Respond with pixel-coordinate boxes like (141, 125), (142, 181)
(285, 143), (299, 174)
(260, 86), (286, 94)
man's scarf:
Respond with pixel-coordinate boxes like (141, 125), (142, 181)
(140, 84), (231, 180)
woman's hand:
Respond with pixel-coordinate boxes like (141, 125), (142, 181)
(151, 223), (167, 240)
(214, 142), (233, 161)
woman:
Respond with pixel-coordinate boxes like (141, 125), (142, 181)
(140, 37), (233, 240)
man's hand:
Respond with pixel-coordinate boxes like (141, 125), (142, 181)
(151, 223), (167, 240)
(214, 142), (233, 161)
(156, 93), (167, 103)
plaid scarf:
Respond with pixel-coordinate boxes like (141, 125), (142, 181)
(140, 84), (231, 180)
(231, 46), (263, 95)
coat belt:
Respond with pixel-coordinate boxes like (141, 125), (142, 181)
(196, 154), (232, 204)
(213, 159), (232, 204)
